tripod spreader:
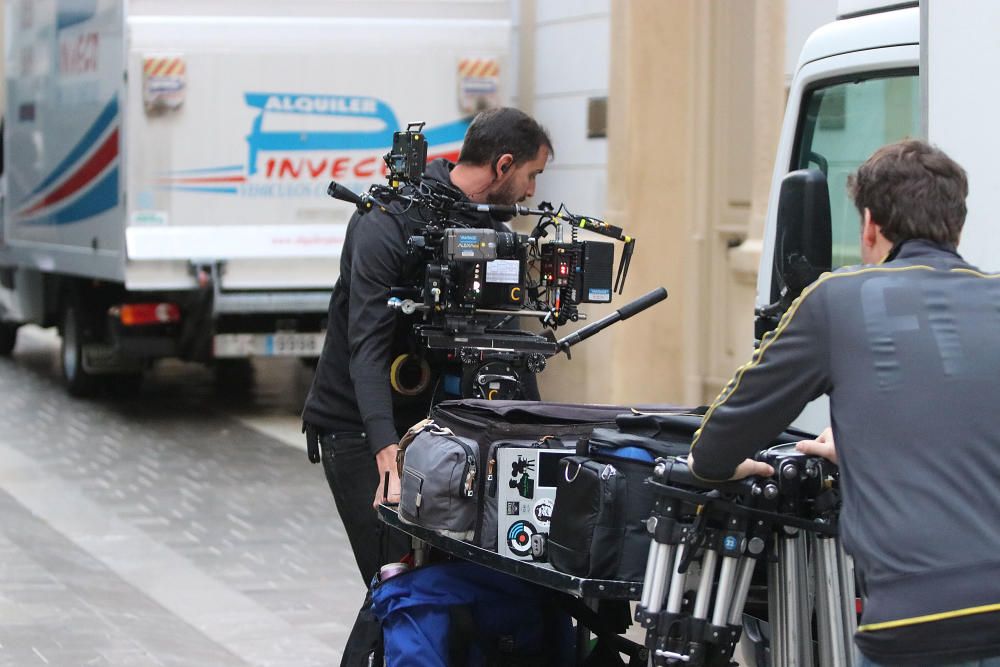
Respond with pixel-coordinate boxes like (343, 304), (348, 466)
(556, 287), (668, 355)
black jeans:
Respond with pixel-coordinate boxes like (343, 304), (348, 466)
(319, 433), (409, 667)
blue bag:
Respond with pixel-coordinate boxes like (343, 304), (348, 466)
(370, 560), (574, 667)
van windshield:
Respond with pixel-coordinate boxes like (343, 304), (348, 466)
(794, 72), (920, 268)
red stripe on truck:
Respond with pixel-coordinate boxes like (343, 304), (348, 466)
(22, 128), (119, 215)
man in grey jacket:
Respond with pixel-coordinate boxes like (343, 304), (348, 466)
(688, 140), (1000, 665)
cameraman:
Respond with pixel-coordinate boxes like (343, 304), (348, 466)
(302, 107), (552, 665)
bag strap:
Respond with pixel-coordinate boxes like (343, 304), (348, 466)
(447, 603), (556, 667)
(447, 605), (477, 666)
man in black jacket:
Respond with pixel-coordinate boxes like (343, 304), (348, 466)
(302, 107), (552, 665)
(688, 140), (1000, 665)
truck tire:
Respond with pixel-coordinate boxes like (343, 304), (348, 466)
(0, 323), (18, 356)
(61, 306), (101, 397)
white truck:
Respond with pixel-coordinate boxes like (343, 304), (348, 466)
(757, 0), (1000, 432)
(0, 0), (509, 395)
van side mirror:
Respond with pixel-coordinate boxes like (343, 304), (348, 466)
(755, 169), (832, 339)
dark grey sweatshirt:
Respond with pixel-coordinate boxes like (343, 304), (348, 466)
(690, 240), (1000, 664)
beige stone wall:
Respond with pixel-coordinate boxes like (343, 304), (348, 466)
(533, 0), (786, 407)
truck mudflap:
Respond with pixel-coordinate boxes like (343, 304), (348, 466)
(81, 342), (147, 375)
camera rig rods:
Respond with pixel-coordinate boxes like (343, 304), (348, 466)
(556, 287), (667, 358)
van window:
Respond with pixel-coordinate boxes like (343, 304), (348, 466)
(794, 72), (919, 268)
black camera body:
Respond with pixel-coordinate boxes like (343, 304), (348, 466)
(327, 122), (654, 400)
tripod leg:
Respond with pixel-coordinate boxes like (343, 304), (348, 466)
(641, 539), (660, 609)
(777, 530), (812, 667)
(837, 542), (858, 666)
(711, 555), (740, 628)
(644, 542), (676, 614)
(666, 544), (688, 614)
(693, 548), (719, 620)
(793, 531), (814, 667)
(727, 556), (756, 627)
(813, 534), (846, 667)
(768, 538), (786, 667)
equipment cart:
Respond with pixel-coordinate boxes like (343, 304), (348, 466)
(379, 443), (858, 667)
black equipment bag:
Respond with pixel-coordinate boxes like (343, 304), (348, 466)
(546, 456), (649, 581)
(547, 409), (813, 581)
(427, 400), (681, 549)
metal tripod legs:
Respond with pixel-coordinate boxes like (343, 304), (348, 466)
(769, 531), (856, 667)
(638, 530), (756, 665)
(813, 535), (857, 667)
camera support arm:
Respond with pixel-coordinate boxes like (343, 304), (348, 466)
(556, 287), (668, 359)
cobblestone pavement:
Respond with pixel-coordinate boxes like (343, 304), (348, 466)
(0, 328), (365, 666)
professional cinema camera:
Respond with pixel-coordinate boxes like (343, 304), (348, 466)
(328, 122), (667, 400)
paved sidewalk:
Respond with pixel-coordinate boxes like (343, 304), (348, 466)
(0, 352), (364, 667)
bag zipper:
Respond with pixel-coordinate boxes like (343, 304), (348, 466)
(438, 432), (477, 498)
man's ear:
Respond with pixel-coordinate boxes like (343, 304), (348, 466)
(861, 208), (878, 249)
(495, 153), (514, 177)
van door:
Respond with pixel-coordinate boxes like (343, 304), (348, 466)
(757, 44), (919, 434)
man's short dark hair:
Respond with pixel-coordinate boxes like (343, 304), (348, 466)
(457, 107), (553, 168)
(848, 139), (968, 246)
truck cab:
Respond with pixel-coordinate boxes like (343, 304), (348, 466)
(759, 5), (919, 324)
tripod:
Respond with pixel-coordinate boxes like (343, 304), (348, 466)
(635, 448), (856, 666)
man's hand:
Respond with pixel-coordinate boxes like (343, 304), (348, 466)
(795, 427), (836, 464)
(688, 451), (774, 481)
(728, 457), (775, 481)
(373, 444), (401, 510)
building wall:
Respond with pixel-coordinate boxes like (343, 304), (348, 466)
(516, 0), (791, 407)
(513, 0), (614, 403)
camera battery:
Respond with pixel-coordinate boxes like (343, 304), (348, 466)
(579, 241), (614, 303)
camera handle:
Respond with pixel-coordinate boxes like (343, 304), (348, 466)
(556, 287), (667, 358)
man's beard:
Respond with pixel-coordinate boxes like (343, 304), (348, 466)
(486, 180), (519, 207)
(485, 181), (520, 222)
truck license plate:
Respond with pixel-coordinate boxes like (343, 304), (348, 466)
(213, 333), (325, 358)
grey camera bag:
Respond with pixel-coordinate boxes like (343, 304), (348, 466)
(398, 425), (480, 540)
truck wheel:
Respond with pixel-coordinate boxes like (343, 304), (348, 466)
(0, 323), (18, 356)
(61, 306), (101, 397)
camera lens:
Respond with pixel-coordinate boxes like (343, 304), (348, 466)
(496, 232), (520, 259)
